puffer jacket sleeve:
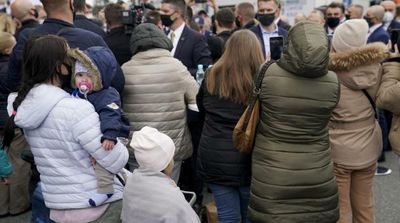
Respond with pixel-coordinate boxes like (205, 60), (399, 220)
(376, 61), (400, 114)
(182, 67), (199, 105)
(71, 100), (128, 174)
(0, 149), (12, 177)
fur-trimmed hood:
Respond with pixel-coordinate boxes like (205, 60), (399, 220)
(329, 42), (389, 72)
(68, 47), (118, 92)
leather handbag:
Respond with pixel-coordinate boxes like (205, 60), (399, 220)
(233, 60), (275, 153)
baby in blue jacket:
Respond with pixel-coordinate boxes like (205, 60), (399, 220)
(68, 47), (130, 207)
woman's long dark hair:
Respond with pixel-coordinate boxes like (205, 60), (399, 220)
(2, 35), (69, 148)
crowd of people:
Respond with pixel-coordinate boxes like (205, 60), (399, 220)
(0, 0), (399, 222)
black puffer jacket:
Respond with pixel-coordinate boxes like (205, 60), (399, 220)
(196, 80), (251, 186)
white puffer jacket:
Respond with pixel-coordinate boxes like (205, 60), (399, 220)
(14, 84), (128, 209)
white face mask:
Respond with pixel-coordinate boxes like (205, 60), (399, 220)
(384, 11), (394, 24)
(38, 19), (45, 24)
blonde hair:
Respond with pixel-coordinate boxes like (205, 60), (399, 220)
(0, 31), (16, 54)
(206, 30), (264, 105)
(0, 13), (16, 35)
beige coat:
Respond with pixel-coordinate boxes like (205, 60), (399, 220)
(328, 43), (388, 169)
(121, 48), (198, 161)
(376, 60), (400, 156)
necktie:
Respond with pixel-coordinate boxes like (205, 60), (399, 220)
(170, 31), (175, 43)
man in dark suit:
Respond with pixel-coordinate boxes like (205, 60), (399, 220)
(325, 2), (346, 34)
(250, 0), (288, 60)
(381, 0), (400, 34)
(366, 5), (390, 44)
(160, 0), (212, 78)
(73, 0), (105, 38)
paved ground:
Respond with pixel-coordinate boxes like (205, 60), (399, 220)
(1, 151), (399, 223)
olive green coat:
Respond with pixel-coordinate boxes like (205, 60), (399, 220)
(248, 21), (340, 223)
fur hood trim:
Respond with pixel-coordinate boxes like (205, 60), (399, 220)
(329, 42), (390, 72)
(67, 48), (103, 92)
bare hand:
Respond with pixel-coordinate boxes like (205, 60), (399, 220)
(102, 140), (115, 151)
(90, 156), (97, 165)
(2, 177), (10, 185)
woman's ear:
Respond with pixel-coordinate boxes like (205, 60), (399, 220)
(3, 47), (12, 55)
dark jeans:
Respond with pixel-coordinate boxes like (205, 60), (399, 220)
(378, 109), (392, 162)
(209, 183), (250, 223)
(31, 184), (54, 223)
(179, 120), (204, 203)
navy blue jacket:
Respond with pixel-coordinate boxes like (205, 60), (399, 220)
(388, 19), (400, 36)
(7, 18), (124, 94)
(14, 19), (39, 40)
(73, 47), (130, 142)
(250, 24), (288, 59)
(173, 26), (212, 78)
(74, 15), (106, 38)
(367, 25), (390, 44)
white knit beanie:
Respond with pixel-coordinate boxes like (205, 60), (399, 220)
(332, 19), (369, 52)
(130, 127), (175, 172)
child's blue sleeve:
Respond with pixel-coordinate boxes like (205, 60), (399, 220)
(88, 88), (130, 143)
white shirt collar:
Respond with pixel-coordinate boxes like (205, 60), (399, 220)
(260, 23), (279, 34)
(169, 22), (186, 56)
(369, 23), (382, 34)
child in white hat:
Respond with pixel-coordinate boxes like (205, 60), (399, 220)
(121, 126), (200, 223)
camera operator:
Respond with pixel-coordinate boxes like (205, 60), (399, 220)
(104, 3), (132, 66)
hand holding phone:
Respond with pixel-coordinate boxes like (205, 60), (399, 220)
(269, 36), (284, 60)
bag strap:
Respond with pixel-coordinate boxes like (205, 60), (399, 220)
(361, 89), (377, 119)
(253, 60), (276, 97)
(239, 60), (275, 132)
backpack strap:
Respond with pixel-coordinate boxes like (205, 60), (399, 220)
(361, 89), (377, 119)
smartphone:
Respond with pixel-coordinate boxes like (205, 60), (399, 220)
(194, 0), (207, 3)
(390, 29), (400, 53)
(269, 36), (284, 60)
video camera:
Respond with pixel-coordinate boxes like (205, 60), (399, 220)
(121, 3), (155, 34)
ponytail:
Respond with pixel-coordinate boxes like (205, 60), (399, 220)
(2, 80), (36, 148)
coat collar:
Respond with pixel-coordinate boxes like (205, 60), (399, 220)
(329, 42), (389, 72)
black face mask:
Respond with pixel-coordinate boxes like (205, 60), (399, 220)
(364, 16), (373, 27)
(57, 73), (71, 89)
(326, 17), (340, 28)
(345, 14), (350, 20)
(235, 16), (241, 28)
(161, 14), (174, 27)
(256, 12), (275, 27)
(57, 62), (72, 89)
